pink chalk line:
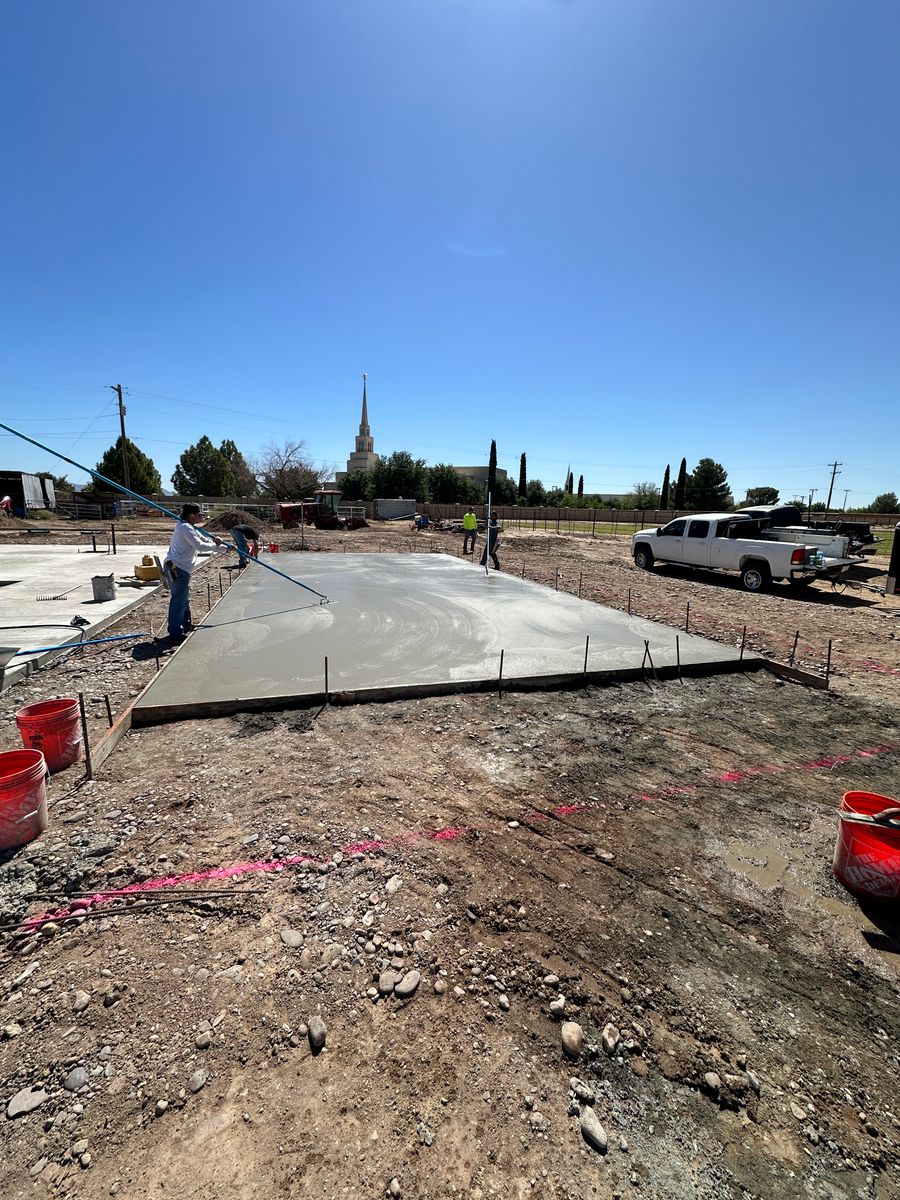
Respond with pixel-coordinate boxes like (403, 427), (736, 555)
(22, 742), (896, 931)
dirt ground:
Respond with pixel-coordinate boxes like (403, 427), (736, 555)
(1, 521), (898, 1200)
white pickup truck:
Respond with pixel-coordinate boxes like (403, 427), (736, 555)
(631, 513), (864, 592)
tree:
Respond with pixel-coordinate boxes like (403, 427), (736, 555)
(172, 436), (235, 496)
(623, 481), (661, 508)
(487, 440), (497, 499)
(37, 470), (72, 491)
(742, 486), (780, 506)
(95, 437), (161, 494)
(254, 439), (321, 499)
(546, 486), (564, 506)
(339, 471), (374, 502)
(526, 478), (547, 506)
(660, 465), (671, 510)
(494, 476), (518, 506)
(685, 458), (732, 511)
(428, 463), (482, 504)
(577, 474), (584, 497)
(565, 470), (574, 495)
(518, 453), (527, 498)
(219, 439), (257, 496)
(868, 492), (899, 513)
(673, 458), (687, 509)
(370, 451), (431, 501)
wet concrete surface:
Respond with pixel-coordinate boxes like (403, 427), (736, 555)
(134, 553), (756, 721)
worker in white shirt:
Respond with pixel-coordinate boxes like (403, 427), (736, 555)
(164, 504), (227, 641)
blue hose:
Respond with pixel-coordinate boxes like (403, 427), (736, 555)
(14, 633), (144, 656)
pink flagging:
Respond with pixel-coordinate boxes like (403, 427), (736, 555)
(20, 742), (895, 931)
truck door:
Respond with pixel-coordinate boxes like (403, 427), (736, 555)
(681, 519), (711, 566)
(653, 518), (687, 563)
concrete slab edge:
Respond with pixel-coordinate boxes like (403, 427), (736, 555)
(131, 656), (766, 727)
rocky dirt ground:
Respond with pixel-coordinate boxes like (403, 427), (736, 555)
(0, 520), (898, 1200)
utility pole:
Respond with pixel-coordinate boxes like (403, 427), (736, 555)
(807, 488), (816, 521)
(109, 384), (130, 493)
(825, 461), (842, 512)
(842, 488), (850, 511)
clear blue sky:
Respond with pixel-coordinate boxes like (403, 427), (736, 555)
(1, 0), (898, 507)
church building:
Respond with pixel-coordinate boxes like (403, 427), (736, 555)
(335, 373), (379, 484)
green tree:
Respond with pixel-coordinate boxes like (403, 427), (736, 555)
(673, 458), (688, 508)
(685, 458), (732, 510)
(219, 439), (257, 496)
(487, 440), (497, 498)
(742, 486), (780, 506)
(95, 437), (162, 494)
(546, 486), (564, 506)
(577, 474), (584, 497)
(526, 478), (547, 506)
(494, 476), (518, 505)
(428, 463), (482, 504)
(518, 453), (527, 498)
(370, 451), (431, 501)
(37, 470), (72, 491)
(660, 465), (671, 510)
(623, 481), (661, 508)
(172, 436), (235, 496)
(339, 471), (374, 502)
(869, 491), (899, 514)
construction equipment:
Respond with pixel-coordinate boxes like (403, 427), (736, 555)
(276, 490), (368, 531)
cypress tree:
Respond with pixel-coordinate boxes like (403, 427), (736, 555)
(674, 458), (687, 509)
(518, 452), (527, 498)
(660, 464), (671, 510)
(487, 439), (497, 499)
(577, 474), (584, 497)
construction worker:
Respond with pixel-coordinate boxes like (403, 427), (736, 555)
(462, 507), (477, 555)
(163, 504), (227, 642)
(480, 512), (501, 570)
(230, 522), (259, 567)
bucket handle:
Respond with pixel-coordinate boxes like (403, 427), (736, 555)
(841, 806), (900, 828)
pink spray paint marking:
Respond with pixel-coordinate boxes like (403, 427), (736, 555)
(22, 743), (896, 931)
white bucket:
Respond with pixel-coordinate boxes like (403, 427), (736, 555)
(91, 575), (116, 602)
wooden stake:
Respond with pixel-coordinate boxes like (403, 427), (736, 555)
(77, 692), (93, 781)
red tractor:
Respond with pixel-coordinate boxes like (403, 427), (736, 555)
(275, 490), (368, 530)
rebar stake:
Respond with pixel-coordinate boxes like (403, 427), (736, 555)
(78, 692), (93, 781)
(740, 625), (747, 661)
(676, 634), (682, 683)
(583, 635), (590, 680)
(788, 630), (800, 667)
(103, 694), (113, 728)
(825, 639), (833, 688)
(685, 602), (690, 632)
(324, 656), (330, 704)
(498, 648), (504, 695)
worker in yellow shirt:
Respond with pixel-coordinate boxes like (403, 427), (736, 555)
(462, 507), (478, 555)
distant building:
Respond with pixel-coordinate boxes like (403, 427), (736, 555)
(335, 374), (380, 485)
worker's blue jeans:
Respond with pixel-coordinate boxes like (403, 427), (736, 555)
(166, 566), (192, 639)
(463, 529), (477, 554)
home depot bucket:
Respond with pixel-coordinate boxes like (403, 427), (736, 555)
(268, 543), (280, 553)
(15, 698), (82, 772)
(833, 791), (900, 900)
(0, 749), (49, 850)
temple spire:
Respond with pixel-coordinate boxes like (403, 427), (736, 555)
(360, 372), (369, 436)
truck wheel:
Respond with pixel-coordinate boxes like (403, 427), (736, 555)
(741, 562), (771, 592)
(633, 545), (655, 571)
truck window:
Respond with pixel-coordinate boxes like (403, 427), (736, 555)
(658, 519), (687, 537)
(687, 520), (709, 539)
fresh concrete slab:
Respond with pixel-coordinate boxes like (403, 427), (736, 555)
(0, 544), (169, 690)
(134, 553), (758, 723)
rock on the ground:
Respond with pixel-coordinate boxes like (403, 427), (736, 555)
(385, 875), (403, 896)
(580, 1106), (608, 1154)
(308, 1015), (327, 1052)
(549, 995), (566, 1018)
(389, 1179), (401, 1198)
(188, 1068), (209, 1093)
(378, 970), (399, 996)
(64, 1066), (89, 1092)
(73, 990), (90, 1013)
(601, 1023), (620, 1056)
(561, 1022), (584, 1059)
(280, 929), (304, 948)
(394, 971), (421, 999)
(7, 1087), (49, 1118)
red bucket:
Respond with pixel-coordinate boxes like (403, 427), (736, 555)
(0, 749), (48, 850)
(833, 791), (900, 900)
(15, 698), (82, 772)
(268, 543), (280, 553)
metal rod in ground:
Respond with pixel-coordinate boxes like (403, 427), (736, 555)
(740, 625), (747, 661)
(111, 524), (117, 555)
(154, 641), (161, 673)
(77, 692), (93, 781)
(825, 639), (833, 688)
(642, 640), (658, 681)
(583, 635), (590, 677)
(521, 559), (526, 578)
(498, 648), (504, 694)
(103, 694), (113, 728)
(578, 571), (583, 597)
(788, 630), (800, 667)
(685, 602), (690, 632)
(628, 588), (632, 615)
(555, 566), (559, 591)
(207, 582), (212, 611)
(324, 656), (329, 704)
(218, 572), (223, 598)
(676, 634), (682, 682)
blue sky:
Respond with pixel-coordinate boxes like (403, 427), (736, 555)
(1, 0), (898, 507)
